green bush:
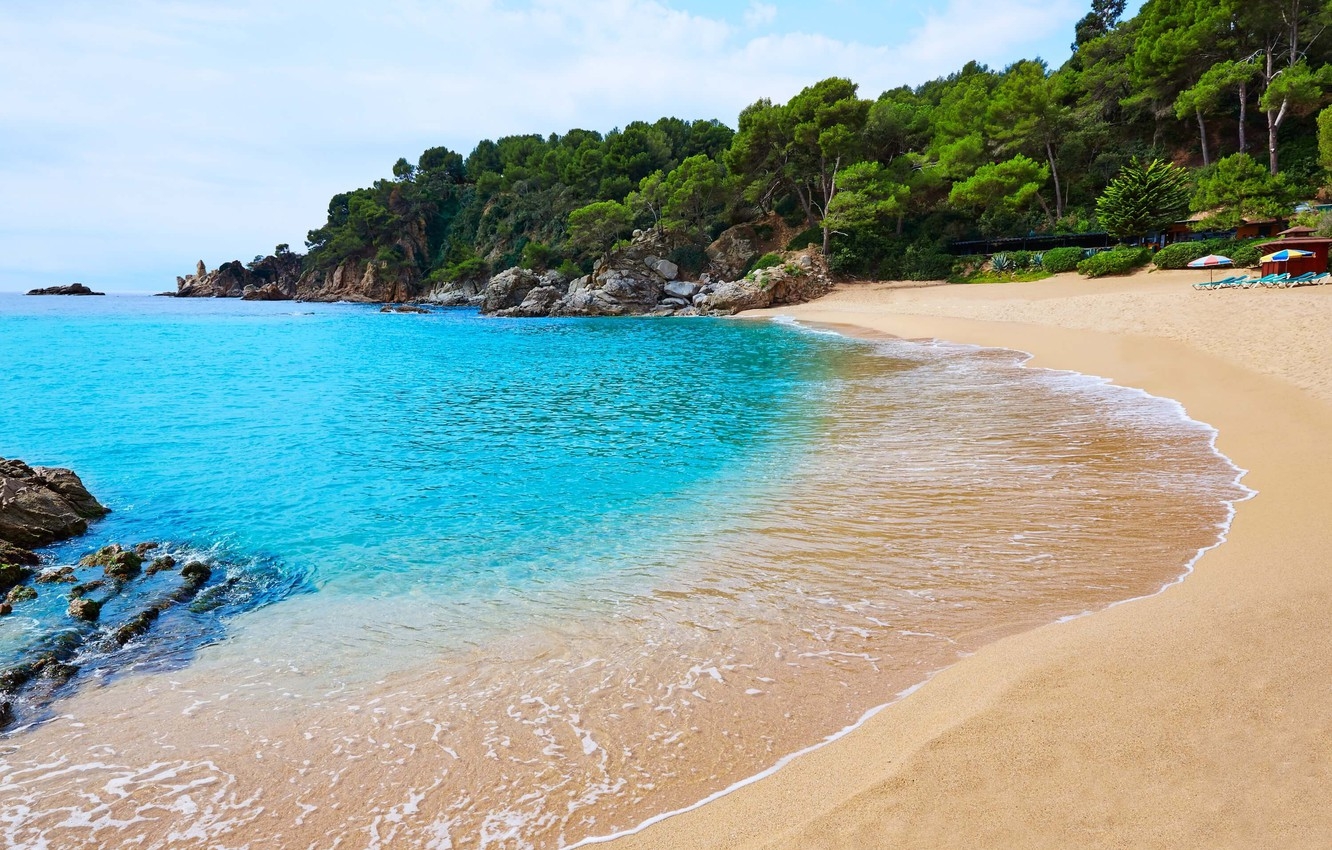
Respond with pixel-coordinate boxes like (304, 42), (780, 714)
(668, 244), (707, 276)
(438, 256), (489, 282)
(1009, 250), (1037, 269)
(1041, 246), (1086, 273)
(1228, 242), (1263, 268)
(899, 244), (954, 280)
(750, 252), (784, 273)
(520, 241), (552, 270)
(1152, 241), (1210, 269)
(1077, 247), (1152, 278)
(556, 259), (584, 280)
(786, 227), (822, 251)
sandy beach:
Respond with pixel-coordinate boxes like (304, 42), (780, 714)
(602, 268), (1332, 849)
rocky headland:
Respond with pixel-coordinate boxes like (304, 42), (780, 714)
(169, 222), (830, 316)
(26, 283), (104, 296)
(0, 458), (259, 729)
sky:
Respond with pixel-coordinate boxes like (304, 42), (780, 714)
(0, 0), (1120, 293)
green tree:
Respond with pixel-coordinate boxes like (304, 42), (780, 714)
(823, 160), (911, 233)
(948, 155), (1050, 222)
(1319, 105), (1332, 178)
(1191, 153), (1296, 229)
(1094, 157), (1191, 240)
(988, 60), (1074, 218)
(1174, 60), (1260, 164)
(658, 155), (731, 238)
(566, 200), (633, 258)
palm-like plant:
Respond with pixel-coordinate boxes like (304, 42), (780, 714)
(1095, 158), (1191, 241)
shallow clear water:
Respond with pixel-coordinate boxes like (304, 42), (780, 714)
(0, 294), (1248, 848)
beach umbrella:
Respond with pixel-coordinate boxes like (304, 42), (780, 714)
(1187, 253), (1233, 282)
(1260, 248), (1315, 263)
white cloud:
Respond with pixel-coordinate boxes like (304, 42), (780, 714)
(0, 0), (1083, 292)
(744, 2), (777, 27)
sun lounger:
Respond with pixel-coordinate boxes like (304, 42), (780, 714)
(1277, 273), (1317, 287)
(1245, 273), (1289, 288)
(1193, 275), (1248, 290)
(1292, 272), (1330, 286)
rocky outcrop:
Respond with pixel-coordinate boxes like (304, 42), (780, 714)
(0, 459), (108, 550)
(422, 276), (487, 307)
(174, 250), (305, 300)
(478, 231), (831, 319)
(26, 283), (104, 296)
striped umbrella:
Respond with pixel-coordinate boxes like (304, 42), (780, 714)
(1260, 248), (1315, 263)
(1187, 253), (1233, 282)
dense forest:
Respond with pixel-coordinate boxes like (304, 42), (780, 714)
(290, 0), (1332, 286)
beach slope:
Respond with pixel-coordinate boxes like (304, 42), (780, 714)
(603, 269), (1332, 849)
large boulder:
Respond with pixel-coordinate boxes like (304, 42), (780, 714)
(0, 459), (108, 549)
(705, 224), (761, 281)
(423, 276), (487, 307)
(496, 285), (563, 317)
(480, 267), (543, 314)
(694, 280), (774, 314)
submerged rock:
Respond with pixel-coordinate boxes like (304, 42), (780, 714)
(80, 544), (143, 579)
(147, 555), (177, 575)
(0, 563), (32, 592)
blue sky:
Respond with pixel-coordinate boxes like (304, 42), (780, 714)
(0, 0), (1125, 293)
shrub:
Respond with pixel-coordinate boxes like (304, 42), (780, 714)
(556, 259), (584, 280)
(992, 253), (1016, 272)
(1077, 247), (1152, 278)
(1009, 250), (1037, 269)
(668, 244), (707, 276)
(1152, 241), (1210, 269)
(439, 256), (489, 282)
(1228, 242), (1263, 268)
(786, 227), (822, 251)
(899, 244), (954, 280)
(1042, 246), (1088, 273)
(520, 241), (552, 270)
(750, 252), (784, 273)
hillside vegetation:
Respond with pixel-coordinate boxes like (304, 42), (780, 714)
(277, 0), (1332, 287)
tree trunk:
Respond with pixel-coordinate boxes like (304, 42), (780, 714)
(1045, 140), (1064, 219)
(1195, 108), (1211, 166)
(1238, 80), (1248, 152)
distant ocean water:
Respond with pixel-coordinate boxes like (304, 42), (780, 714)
(0, 294), (1248, 848)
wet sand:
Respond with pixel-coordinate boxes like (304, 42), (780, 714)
(602, 269), (1332, 849)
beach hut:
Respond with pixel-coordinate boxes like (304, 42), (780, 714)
(1256, 235), (1332, 277)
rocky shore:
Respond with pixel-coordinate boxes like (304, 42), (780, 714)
(0, 459), (245, 729)
(167, 224), (831, 317)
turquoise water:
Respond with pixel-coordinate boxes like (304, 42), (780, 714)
(0, 294), (839, 664)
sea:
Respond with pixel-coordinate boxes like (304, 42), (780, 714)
(0, 294), (1249, 848)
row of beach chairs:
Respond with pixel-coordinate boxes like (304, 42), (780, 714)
(1193, 272), (1331, 290)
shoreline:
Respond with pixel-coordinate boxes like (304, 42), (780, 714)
(601, 270), (1332, 849)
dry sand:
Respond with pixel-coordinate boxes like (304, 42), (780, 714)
(601, 269), (1332, 849)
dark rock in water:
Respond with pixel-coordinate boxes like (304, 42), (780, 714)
(35, 566), (76, 583)
(80, 544), (143, 579)
(180, 561), (212, 586)
(0, 458), (109, 549)
(0, 541), (40, 566)
(25, 283), (104, 296)
(147, 555), (177, 575)
(113, 608), (161, 646)
(379, 303), (429, 314)
(0, 603), (11, 616)
(38, 661), (78, 686)
(133, 541), (159, 556)
(7, 585), (37, 604)
(67, 597), (100, 622)
(0, 563), (32, 592)
(69, 580), (104, 598)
